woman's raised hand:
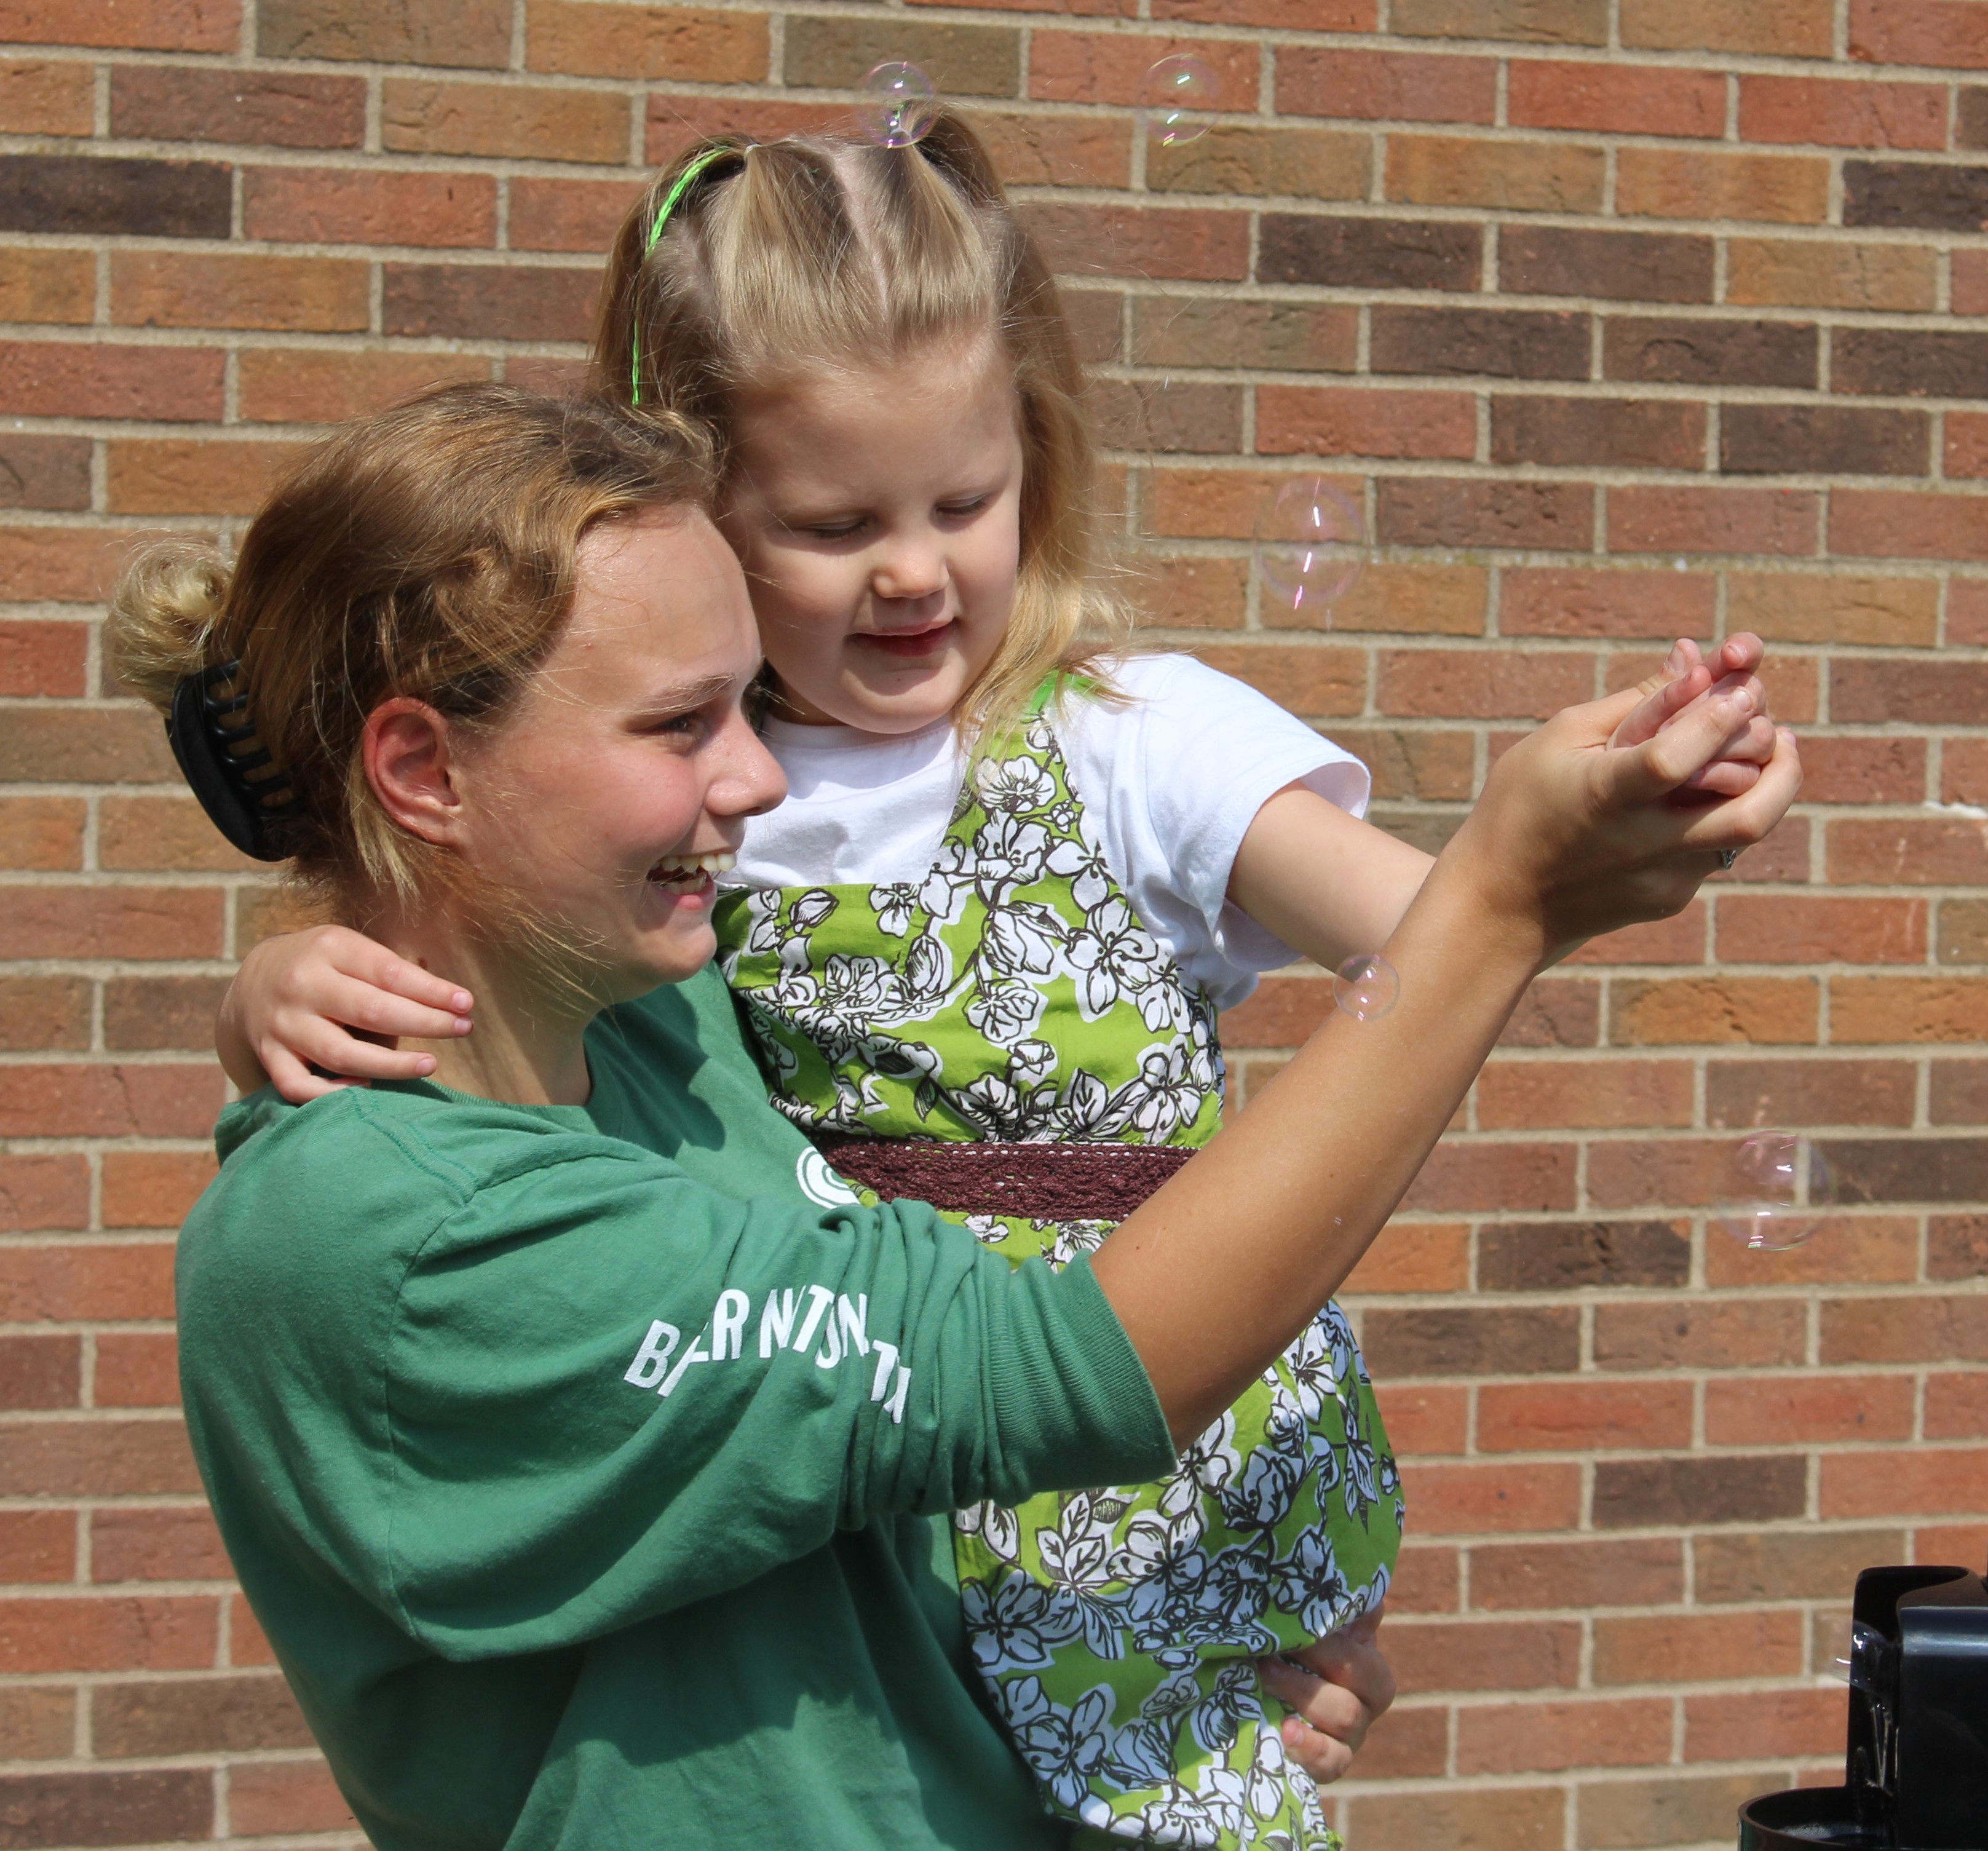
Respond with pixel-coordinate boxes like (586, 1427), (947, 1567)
(216, 924), (474, 1103)
(1614, 633), (1780, 797)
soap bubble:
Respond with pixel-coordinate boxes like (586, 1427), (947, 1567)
(1826, 1616), (1884, 1689)
(859, 61), (937, 149)
(1334, 954), (1398, 1022)
(1714, 1132), (1834, 1250)
(1141, 54), (1218, 147)
(1254, 477), (1368, 622)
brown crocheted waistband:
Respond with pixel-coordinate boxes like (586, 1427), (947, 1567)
(812, 1135), (1195, 1223)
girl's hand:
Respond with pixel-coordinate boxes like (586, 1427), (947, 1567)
(217, 925), (473, 1104)
(1258, 1606), (1396, 1785)
(1614, 634), (1778, 798)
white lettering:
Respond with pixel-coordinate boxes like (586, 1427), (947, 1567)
(624, 1320), (681, 1389)
(835, 1293), (869, 1358)
(758, 1289), (797, 1358)
(814, 1318), (842, 1370)
(792, 1284), (835, 1355)
(869, 1340), (900, 1403)
(882, 1365), (911, 1426)
(711, 1289), (749, 1362)
(657, 1328), (711, 1398)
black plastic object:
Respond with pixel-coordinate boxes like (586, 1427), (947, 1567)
(1738, 1560), (1988, 1850)
(166, 662), (298, 862)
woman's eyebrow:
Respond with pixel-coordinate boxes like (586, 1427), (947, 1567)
(633, 670), (742, 714)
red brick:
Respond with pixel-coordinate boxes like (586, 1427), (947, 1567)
(1339, 1221), (1471, 1294)
(1829, 817), (1987, 884)
(1706, 1374), (1915, 1446)
(1470, 1538), (1684, 1611)
(229, 1592), (278, 1665)
(1618, 147), (1831, 223)
(0, 56), (92, 135)
(1925, 1372), (1988, 1438)
(243, 167), (496, 248)
(1824, 1447), (1988, 1518)
(1152, 0), (1368, 22)
(237, 348), (488, 424)
(1372, 1382), (1468, 1453)
(1027, 30), (1253, 108)
(381, 78), (625, 164)
(1398, 1461), (1584, 1534)
(1729, 571), (1939, 648)
(1145, 466), (1364, 542)
(1740, 74), (1948, 148)
(1623, 0), (1835, 54)
(1401, 1141), (1578, 1213)
(0, 1334), (80, 1409)
(229, 1760), (357, 1835)
(1850, 0), (1988, 69)
(0, 1510), (75, 1583)
(1387, 1615), (1581, 1692)
(0, 1242), (175, 1322)
(1832, 976), (1988, 1044)
(1498, 567), (1717, 640)
(1564, 908), (1708, 967)
(1610, 978), (1818, 1047)
(0, 528), (130, 603)
(1706, 1057), (1916, 1130)
(0, 886), (223, 961)
(1189, 644), (1362, 717)
(1478, 1379), (1694, 1452)
(1509, 60), (1724, 137)
(1387, 1542), (1461, 1615)
(1823, 1293), (1988, 1364)
(97, 798), (257, 875)
(0, 1065), (223, 1140)
(0, 1684), (73, 1758)
(382, 263), (601, 342)
(1957, 251), (1988, 317)
(0, 0), (238, 50)
(93, 1334), (183, 1411)
(1595, 1609), (1804, 1685)
(1685, 1688), (1845, 1761)
(0, 340), (223, 421)
(1792, 737), (1923, 806)
(0, 1770), (211, 1843)
(1608, 485), (1819, 556)
(1952, 576), (1988, 644)
(1276, 47), (1492, 123)
(0, 620), (85, 697)
(1393, 0), (1604, 39)
(108, 438), (304, 517)
(1342, 1788), (1566, 1851)
(1716, 895), (1925, 964)
(509, 175), (646, 254)
(1457, 1695), (1671, 1774)
(1022, 203), (1248, 282)
(1255, 386), (1475, 461)
(1477, 1060), (1694, 1130)
(1379, 478), (1593, 550)
(101, 1152), (216, 1229)
(1832, 491), (1988, 563)
(0, 248), (93, 324)
(1727, 236), (1938, 311)
(1596, 1297), (1807, 1370)
(0, 979), (89, 1056)
(0, 1592), (213, 1671)
(113, 252), (370, 333)
(92, 1507), (229, 1584)
(109, 65), (364, 148)
(526, 0), (766, 80)
(1387, 134), (1604, 214)
(644, 93), (846, 166)
(1948, 411), (1988, 480)
(1707, 1216), (1919, 1286)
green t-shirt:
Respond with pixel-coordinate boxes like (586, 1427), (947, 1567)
(178, 965), (1173, 1851)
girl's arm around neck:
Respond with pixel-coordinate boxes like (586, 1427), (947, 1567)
(1094, 685), (1800, 1443)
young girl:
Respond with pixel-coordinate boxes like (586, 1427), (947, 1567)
(222, 119), (1774, 1847)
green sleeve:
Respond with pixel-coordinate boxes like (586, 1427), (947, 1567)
(195, 1091), (1171, 1661)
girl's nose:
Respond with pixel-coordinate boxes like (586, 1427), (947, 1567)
(708, 705), (788, 820)
(871, 536), (947, 604)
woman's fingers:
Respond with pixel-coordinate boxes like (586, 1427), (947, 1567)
(1612, 657), (1710, 749)
(1683, 727), (1804, 853)
(1606, 684), (1764, 807)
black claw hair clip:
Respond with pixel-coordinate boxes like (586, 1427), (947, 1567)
(166, 661), (301, 862)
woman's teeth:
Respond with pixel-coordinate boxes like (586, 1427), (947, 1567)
(648, 851), (735, 884)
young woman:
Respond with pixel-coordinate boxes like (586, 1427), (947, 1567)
(113, 382), (1796, 1851)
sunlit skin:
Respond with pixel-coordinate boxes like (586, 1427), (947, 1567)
(720, 336), (1024, 734)
(353, 510), (786, 1105)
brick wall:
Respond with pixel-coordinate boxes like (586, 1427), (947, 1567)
(3, 0), (1986, 1845)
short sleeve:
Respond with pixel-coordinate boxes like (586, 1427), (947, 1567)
(1058, 654), (1372, 1011)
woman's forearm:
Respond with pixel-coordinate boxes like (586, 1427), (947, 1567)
(1093, 841), (1538, 1441)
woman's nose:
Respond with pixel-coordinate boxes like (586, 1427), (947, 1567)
(708, 705), (787, 820)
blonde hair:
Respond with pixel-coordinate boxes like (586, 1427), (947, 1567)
(590, 111), (1130, 744)
(109, 383), (712, 919)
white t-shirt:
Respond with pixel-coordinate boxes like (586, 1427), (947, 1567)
(734, 654), (1369, 1013)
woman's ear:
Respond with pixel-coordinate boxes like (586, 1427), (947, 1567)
(364, 699), (462, 847)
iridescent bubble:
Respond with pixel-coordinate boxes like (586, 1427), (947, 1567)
(1334, 953), (1398, 1022)
(1254, 477), (1368, 623)
(1826, 1615), (1884, 1690)
(859, 61), (938, 149)
(1141, 53), (1218, 148)
(1714, 1131), (1834, 1250)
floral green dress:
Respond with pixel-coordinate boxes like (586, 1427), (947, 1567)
(714, 694), (1402, 1850)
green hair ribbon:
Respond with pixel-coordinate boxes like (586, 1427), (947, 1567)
(630, 145), (732, 405)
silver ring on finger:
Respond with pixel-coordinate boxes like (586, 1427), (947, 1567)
(1719, 848), (1740, 871)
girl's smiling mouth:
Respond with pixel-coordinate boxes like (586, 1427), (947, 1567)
(857, 617), (956, 660)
